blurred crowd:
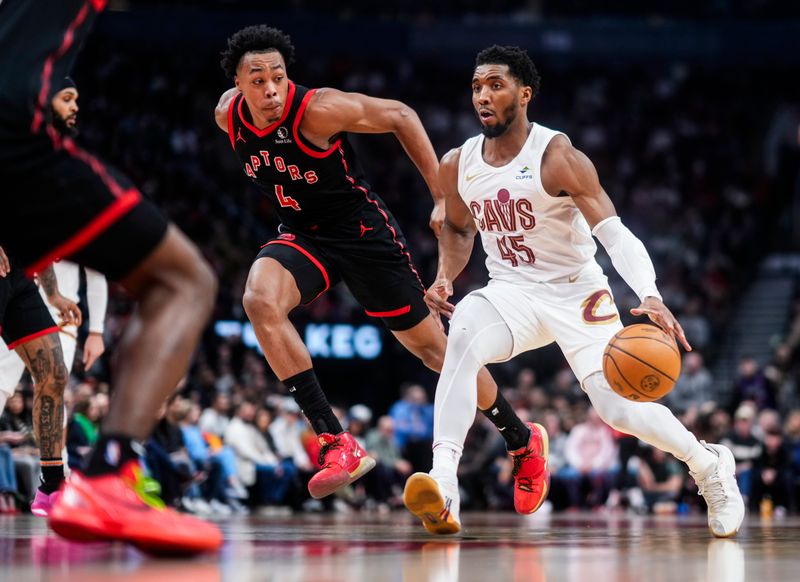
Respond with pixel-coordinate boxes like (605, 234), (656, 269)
(2, 24), (800, 517)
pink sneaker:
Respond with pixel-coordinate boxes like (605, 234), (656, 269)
(31, 489), (60, 517)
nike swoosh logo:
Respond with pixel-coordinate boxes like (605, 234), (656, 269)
(465, 173), (481, 181)
(569, 275), (579, 283)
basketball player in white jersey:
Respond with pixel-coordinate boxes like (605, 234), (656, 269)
(403, 46), (744, 537)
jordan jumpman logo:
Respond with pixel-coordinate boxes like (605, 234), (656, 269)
(359, 220), (374, 238)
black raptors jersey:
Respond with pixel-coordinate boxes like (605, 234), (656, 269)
(227, 82), (377, 232)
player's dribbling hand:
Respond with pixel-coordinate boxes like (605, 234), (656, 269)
(0, 246), (9, 277)
(631, 296), (692, 352)
(429, 199), (445, 239)
(50, 294), (83, 327)
(425, 277), (455, 331)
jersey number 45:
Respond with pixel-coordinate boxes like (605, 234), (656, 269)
(497, 235), (535, 266)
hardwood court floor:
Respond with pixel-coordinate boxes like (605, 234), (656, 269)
(1, 510), (796, 581)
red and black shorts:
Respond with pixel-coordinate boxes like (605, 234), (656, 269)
(0, 135), (168, 282)
(256, 207), (428, 332)
(0, 269), (58, 350)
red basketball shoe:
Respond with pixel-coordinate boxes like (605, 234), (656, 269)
(48, 462), (222, 555)
(308, 432), (376, 499)
(509, 422), (550, 514)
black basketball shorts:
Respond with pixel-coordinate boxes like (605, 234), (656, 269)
(0, 269), (58, 349)
(255, 211), (428, 332)
(0, 135), (168, 281)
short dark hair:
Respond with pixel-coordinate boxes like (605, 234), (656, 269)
(475, 45), (541, 96)
(220, 25), (296, 79)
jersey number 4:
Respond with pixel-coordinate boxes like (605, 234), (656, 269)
(497, 235), (535, 266)
(275, 185), (301, 211)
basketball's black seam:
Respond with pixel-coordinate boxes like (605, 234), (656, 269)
(603, 353), (653, 400)
(614, 335), (680, 357)
(609, 345), (677, 383)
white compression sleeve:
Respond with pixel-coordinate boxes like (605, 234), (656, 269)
(84, 268), (108, 334)
(432, 295), (513, 477)
(583, 372), (715, 475)
(592, 216), (662, 303)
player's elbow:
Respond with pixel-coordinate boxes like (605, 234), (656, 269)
(390, 101), (419, 132)
(214, 107), (228, 133)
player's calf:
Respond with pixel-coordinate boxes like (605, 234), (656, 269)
(15, 331), (68, 509)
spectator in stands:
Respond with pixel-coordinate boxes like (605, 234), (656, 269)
(666, 352), (714, 415)
(199, 392), (231, 438)
(564, 408), (617, 508)
(0, 438), (20, 513)
(364, 416), (412, 507)
(750, 426), (792, 514)
(0, 391), (38, 501)
(721, 403), (763, 502)
(636, 445), (684, 513)
(225, 401), (295, 508)
(730, 356), (776, 412)
(389, 384), (434, 472)
(784, 410), (800, 510)
(147, 396), (200, 509)
(66, 395), (100, 471)
(347, 404), (373, 448)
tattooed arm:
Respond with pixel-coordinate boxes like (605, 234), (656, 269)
(37, 264), (82, 327)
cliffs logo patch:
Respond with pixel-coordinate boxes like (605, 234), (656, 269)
(516, 165), (533, 180)
(275, 126), (292, 143)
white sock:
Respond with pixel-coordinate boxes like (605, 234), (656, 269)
(431, 294), (514, 481)
(583, 372), (716, 475)
(431, 445), (461, 484)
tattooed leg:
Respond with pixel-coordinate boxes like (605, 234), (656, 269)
(16, 333), (68, 461)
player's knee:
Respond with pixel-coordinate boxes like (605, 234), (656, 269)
(194, 258), (218, 313)
(419, 344), (444, 372)
(242, 287), (289, 326)
(595, 400), (633, 432)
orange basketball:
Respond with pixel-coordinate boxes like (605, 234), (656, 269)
(602, 324), (681, 402)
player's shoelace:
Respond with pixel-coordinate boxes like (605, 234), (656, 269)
(697, 470), (727, 512)
(126, 465), (166, 509)
(511, 450), (544, 492)
(318, 438), (343, 467)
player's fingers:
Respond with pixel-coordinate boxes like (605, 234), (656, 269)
(674, 320), (692, 352)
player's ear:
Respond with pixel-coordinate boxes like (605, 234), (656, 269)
(234, 75), (240, 90)
(520, 85), (532, 106)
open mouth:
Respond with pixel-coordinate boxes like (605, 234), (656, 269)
(479, 110), (495, 122)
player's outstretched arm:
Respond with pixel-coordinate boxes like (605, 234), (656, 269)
(543, 136), (690, 350)
(425, 148), (477, 327)
(303, 88), (444, 235)
(214, 88), (240, 133)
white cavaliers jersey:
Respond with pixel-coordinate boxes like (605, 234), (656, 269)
(457, 123), (600, 284)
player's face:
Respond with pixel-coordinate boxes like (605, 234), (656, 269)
(51, 88), (79, 128)
(472, 64), (531, 138)
(235, 50), (289, 124)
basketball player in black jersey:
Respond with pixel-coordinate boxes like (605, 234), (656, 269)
(0, 0), (220, 552)
(216, 26), (538, 501)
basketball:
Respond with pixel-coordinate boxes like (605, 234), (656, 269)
(603, 324), (681, 402)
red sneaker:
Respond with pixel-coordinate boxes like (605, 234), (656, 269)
(509, 422), (550, 514)
(308, 432), (376, 499)
(48, 462), (222, 555)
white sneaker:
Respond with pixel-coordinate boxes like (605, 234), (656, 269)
(403, 472), (461, 535)
(209, 498), (233, 516)
(691, 443), (745, 538)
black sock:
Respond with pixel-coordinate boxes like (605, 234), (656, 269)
(84, 434), (141, 477)
(39, 458), (64, 494)
(284, 368), (343, 436)
(481, 392), (531, 451)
